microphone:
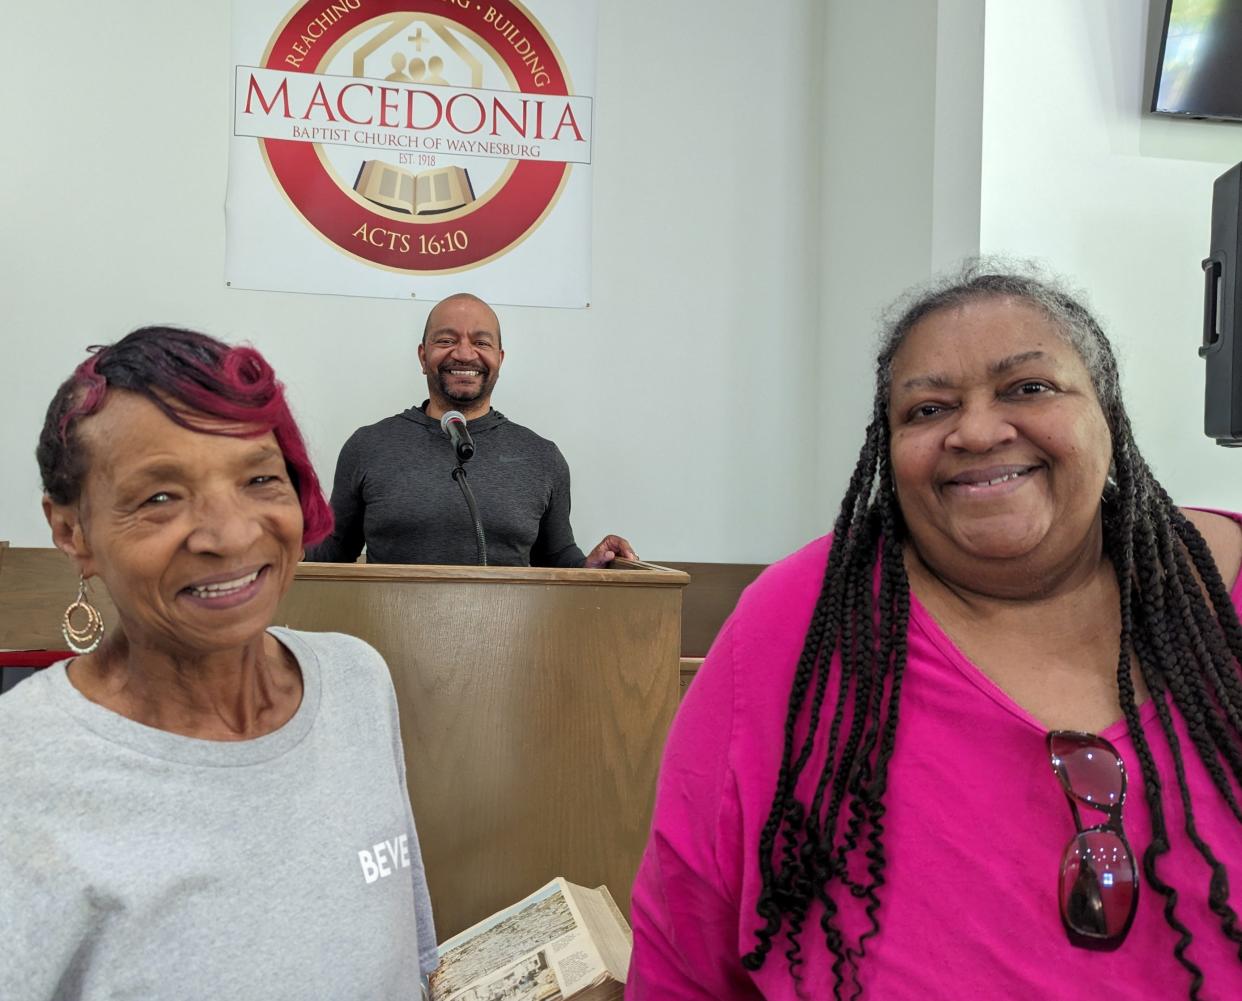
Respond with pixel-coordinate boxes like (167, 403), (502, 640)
(440, 410), (475, 462)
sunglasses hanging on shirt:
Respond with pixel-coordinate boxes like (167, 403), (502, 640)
(1046, 730), (1140, 950)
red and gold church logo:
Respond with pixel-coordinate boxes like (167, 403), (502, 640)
(233, 1), (590, 273)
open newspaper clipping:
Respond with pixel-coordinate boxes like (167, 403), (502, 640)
(429, 878), (628, 1001)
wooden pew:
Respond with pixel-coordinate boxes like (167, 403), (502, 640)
(659, 560), (765, 695)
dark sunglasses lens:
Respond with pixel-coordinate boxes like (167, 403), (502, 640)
(1049, 733), (1124, 806)
(1060, 830), (1136, 939)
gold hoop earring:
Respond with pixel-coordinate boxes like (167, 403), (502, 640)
(62, 575), (104, 654)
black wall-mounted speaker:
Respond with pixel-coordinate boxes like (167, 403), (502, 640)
(1203, 162), (1242, 446)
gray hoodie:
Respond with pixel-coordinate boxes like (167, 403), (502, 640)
(308, 404), (586, 567)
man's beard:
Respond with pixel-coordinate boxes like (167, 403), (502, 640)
(434, 365), (495, 404)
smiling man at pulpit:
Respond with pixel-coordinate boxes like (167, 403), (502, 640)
(307, 293), (635, 568)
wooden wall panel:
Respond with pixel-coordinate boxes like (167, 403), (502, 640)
(658, 560), (765, 657)
(0, 547), (118, 649)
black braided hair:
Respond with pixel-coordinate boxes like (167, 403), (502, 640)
(741, 261), (1242, 999)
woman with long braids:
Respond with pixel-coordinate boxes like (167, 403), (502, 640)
(627, 263), (1242, 1000)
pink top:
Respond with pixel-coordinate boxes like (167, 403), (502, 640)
(628, 515), (1242, 1000)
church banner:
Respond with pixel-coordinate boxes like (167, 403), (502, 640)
(226, 0), (597, 307)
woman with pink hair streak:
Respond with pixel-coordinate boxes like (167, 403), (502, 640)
(0, 327), (438, 1001)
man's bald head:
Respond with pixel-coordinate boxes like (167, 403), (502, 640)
(417, 292), (506, 419)
(422, 293), (502, 349)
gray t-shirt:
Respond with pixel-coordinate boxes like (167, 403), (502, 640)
(0, 628), (437, 1001)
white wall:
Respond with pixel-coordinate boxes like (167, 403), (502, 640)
(815, 0), (985, 511)
(0, 1), (824, 563)
(4, 0), (1237, 566)
(980, 0), (1242, 505)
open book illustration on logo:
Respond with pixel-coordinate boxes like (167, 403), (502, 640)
(353, 160), (476, 214)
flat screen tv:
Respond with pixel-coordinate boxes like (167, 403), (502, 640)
(1152, 0), (1242, 121)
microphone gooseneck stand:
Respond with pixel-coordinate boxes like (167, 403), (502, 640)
(440, 409), (487, 565)
(451, 463), (488, 566)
